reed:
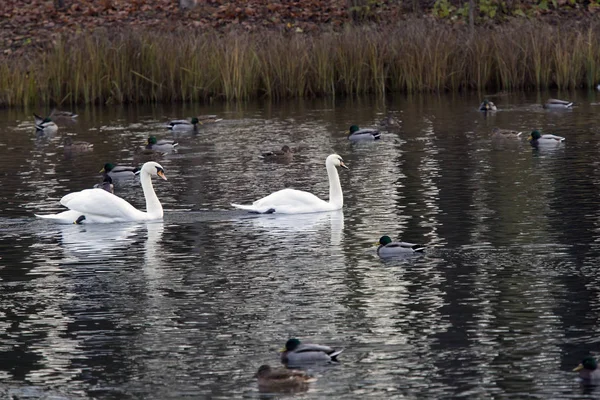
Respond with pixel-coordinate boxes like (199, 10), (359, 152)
(1, 20), (599, 107)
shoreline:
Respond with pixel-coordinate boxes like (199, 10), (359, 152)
(1, 19), (600, 107)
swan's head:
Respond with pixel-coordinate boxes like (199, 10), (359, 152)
(326, 154), (349, 169)
(141, 161), (167, 180)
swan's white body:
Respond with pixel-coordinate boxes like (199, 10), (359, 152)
(231, 154), (348, 214)
(36, 162), (167, 224)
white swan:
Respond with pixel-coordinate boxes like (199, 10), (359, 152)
(35, 162), (167, 224)
(231, 154), (348, 214)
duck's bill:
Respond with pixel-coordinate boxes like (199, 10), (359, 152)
(340, 162), (349, 170)
(573, 364), (584, 372)
(279, 347), (286, 353)
(373, 241), (380, 246)
(99, 168), (105, 173)
(527, 136), (533, 141)
(158, 171), (167, 180)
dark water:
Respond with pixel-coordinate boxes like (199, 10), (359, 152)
(2, 91), (600, 399)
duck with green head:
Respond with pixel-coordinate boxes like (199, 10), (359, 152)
(528, 130), (565, 147)
(280, 338), (344, 365)
(100, 163), (140, 179)
(255, 364), (316, 393)
(33, 113), (58, 134)
(167, 117), (199, 132)
(574, 356), (600, 382)
(376, 235), (425, 258)
(146, 136), (178, 152)
(348, 125), (381, 142)
(479, 99), (497, 112)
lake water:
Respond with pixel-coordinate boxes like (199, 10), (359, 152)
(2, 91), (600, 399)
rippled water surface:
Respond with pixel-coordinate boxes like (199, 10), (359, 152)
(2, 92), (600, 399)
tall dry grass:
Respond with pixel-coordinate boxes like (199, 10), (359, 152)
(1, 20), (600, 107)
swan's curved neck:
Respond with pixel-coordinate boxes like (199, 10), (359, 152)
(140, 172), (163, 219)
(327, 162), (343, 208)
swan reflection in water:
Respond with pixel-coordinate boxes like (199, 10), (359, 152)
(237, 210), (344, 246)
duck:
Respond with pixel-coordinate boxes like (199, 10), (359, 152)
(379, 115), (401, 128)
(528, 130), (565, 147)
(280, 338), (344, 365)
(146, 136), (178, 152)
(94, 175), (114, 194)
(255, 364), (316, 393)
(167, 117), (199, 132)
(491, 127), (522, 139)
(479, 99), (497, 112)
(348, 125), (381, 141)
(543, 98), (573, 109)
(231, 154), (348, 214)
(35, 161), (167, 224)
(376, 235), (425, 258)
(258, 145), (293, 162)
(197, 115), (223, 124)
(33, 113), (58, 134)
(49, 109), (78, 121)
(100, 163), (140, 179)
(63, 137), (93, 152)
(574, 356), (600, 383)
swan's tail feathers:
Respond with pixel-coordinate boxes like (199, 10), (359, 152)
(329, 349), (344, 361)
(231, 203), (276, 214)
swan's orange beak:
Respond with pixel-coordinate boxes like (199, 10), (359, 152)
(340, 162), (349, 170)
(157, 170), (167, 180)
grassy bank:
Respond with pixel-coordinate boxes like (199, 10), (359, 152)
(1, 20), (600, 107)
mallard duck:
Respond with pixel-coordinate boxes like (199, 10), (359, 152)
(258, 145), (293, 161)
(376, 235), (425, 258)
(574, 356), (600, 382)
(280, 338), (343, 365)
(543, 99), (573, 109)
(100, 163), (140, 179)
(63, 137), (93, 152)
(94, 175), (114, 194)
(167, 117), (199, 132)
(348, 125), (381, 141)
(146, 136), (178, 152)
(379, 115), (401, 127)
(198, 115), (223, 124)
(491, 127), (522, 139)
(479, 99), (497, 112)
(256, 365), (316, 393)
(528, 130), (565, 147)
(33, 113), (58, 134)
(50, 109), (78, 120)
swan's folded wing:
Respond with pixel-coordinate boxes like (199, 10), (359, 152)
(60, 189), (140, 219)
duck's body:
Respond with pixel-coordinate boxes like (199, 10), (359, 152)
(376, 235), (425, 258)
(198, 115), (223, 124)
(63, 137), (93, 152)
(34, 113), (58, 134)
(479, 99), (497, 112)
(146, 136), (178, 152)
(280, 338), (343, 365)
(379, 115), (401, 128)
(167, 117), (199, 132)
(94, 175), (114, 194)
(543, 99), (573, 109)
(259, 145), (293, 162)
(574, 357), (600, 383)
(231, 154), (348, 214)
(491, 127), (522, 139)
(256, 365), (315, 393)
(50, 109), (78, 121)
(348, 125), (381, 141)
(35, 162), (167, 224)
(528, 130), (565, 147)
(101, 163), (140, 179)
